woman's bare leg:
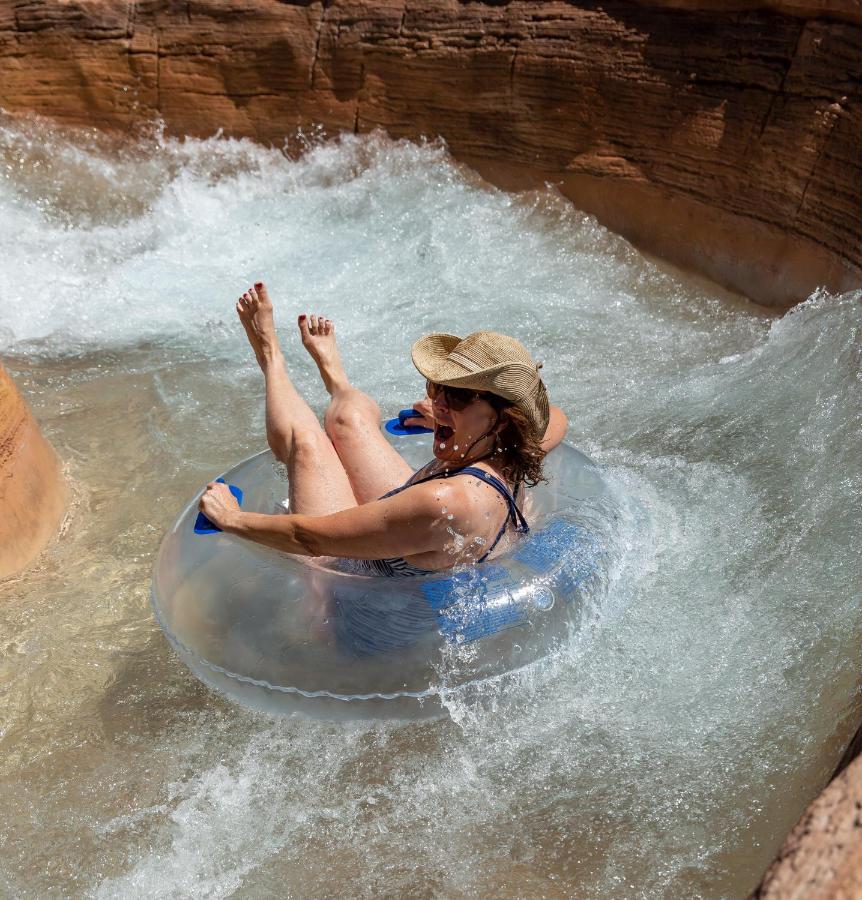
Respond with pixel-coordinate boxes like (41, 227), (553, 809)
(298, 314), (414, 503)
(236, 283), (357, 516)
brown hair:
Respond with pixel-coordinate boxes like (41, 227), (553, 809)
(487, 397), (547, 487)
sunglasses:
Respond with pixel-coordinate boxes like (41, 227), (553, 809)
(426, 380), (503, 412)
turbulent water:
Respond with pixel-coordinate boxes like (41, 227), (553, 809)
(0, 113), (860, 899)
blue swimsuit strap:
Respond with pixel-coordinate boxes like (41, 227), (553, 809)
(382, 464), (528, 562)
(455, 467), (529, 561)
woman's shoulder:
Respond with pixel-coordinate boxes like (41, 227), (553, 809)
(457, 463), (526, 512)
(460, 461), (516, 490)
(382, 472), (470, 521)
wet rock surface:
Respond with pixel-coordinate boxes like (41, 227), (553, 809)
(751, 748), (862, 899)
(0, 363), (66, 578)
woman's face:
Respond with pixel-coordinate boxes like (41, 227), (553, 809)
(427, 383), (503, 463)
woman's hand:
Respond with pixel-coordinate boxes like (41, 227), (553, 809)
(199, 482), (241, 530)
(402, 396), (434, 429)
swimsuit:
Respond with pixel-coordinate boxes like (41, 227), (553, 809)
(348, 463), (529, 577)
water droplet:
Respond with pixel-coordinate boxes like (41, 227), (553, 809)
(446, 525), (465, 551)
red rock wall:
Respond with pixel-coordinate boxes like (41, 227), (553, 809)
(0, 362), (66, 579)
(0, 0), (860, 306)
(750, 748), (862, 899)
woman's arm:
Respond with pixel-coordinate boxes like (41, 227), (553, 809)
(199, 479), (461, 559)
(540, 405), (568, 452)
(403, 397), (569, 451)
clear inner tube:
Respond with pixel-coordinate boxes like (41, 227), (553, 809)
(151, 432), (616, 720)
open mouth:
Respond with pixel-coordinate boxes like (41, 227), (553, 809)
(434, 424), (455, 442)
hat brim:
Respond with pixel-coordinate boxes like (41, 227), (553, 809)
(412, 333), (517, 393)
(411, 333), (465, 383)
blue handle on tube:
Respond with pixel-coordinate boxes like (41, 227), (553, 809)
(194, 478), (244, 534)
(384, 409), (434, 436)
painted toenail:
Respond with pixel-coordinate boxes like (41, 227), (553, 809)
(254, 282), (263, 289)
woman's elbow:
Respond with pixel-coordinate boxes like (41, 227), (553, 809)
(291, 519), (325, 557)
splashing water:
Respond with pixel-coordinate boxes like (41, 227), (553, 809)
(0, 113), (860, 898)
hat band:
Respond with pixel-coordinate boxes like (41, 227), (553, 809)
(446, 351), (483, 373)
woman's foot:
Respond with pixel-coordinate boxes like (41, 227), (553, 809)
(298, 313), (350, 394)
(237, 282), (281, 369)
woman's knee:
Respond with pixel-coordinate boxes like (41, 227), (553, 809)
(324, 392), (380, 441)
(267, 424), (332, 466)
(265, 424), (288, 463)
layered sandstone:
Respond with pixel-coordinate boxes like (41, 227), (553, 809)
(0, 0), (860, 307)
(0, 363), (66, 579)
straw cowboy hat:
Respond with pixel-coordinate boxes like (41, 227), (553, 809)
(411, 331), (550, 437)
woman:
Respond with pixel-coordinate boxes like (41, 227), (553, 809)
(199, 282), (568, 574)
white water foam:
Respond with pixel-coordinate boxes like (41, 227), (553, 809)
(1, 114), (860, 899)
